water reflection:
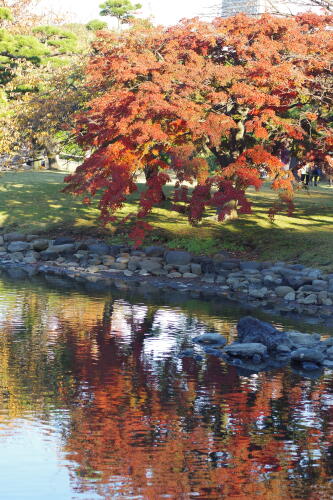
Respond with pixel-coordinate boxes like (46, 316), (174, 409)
(0, 273), (332, 499)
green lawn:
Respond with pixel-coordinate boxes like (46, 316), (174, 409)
(0, 170), (332, 269)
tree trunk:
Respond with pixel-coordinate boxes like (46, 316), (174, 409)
(144, 165), (166, 202)
(47, 153), (61, 171)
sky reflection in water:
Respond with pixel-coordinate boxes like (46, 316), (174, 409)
(0, 272), (332, 499)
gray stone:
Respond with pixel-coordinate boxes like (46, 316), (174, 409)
(323, 360), (333, 368)
(140, 259), (162, 273)
(32, 239), (49, 251)
(240, 261), (262, 271)
(193, 333), (227, 346)
(168, 272), (182, 278)
(291, 348), (324, 364)
(110, 262), (127, 271)
(275, 286), (295, 297)
(191, 263), (202, 275)
(25, 234), (39, 242)
(302, 361), (321, 371)
(183, 272), (197, 279)
(287, 331), (321, 347)
(249, 287), (268, 299)
(237, 316), (289, 350)
(144, 246), (165, 257)
(224, 342), (268, 357)
(116, 256), (130, 264)
(165, 251), (192, 266)
(276, 344), (291, 354)
(124, 270), (133, 276)
(217, 260), (240, 270)
(300, 293), (317, 305)
(0, 236), (4, 245)
(87, 242), (110, 255)
(178, 264), (191, 274)
(49, 244), (75, 254)
(326, 347), (333, 360)
(53, 237), (76, 245)
(7, 241), (30, 252)
(4, 232), (26, 242)
(102, 255), (115, 266)
(312, 279), (328, 290)
(284, 291), (296, 301)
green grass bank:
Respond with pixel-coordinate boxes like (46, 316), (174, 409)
(0, 170), (332, 270)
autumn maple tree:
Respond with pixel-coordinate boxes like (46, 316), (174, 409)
(65, 13), (333, 244)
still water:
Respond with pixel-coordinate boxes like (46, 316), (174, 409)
(0, 270), (332, 500)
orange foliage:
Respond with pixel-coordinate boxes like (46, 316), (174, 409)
(65, 13), (333, 243)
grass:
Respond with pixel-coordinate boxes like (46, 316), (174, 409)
(0, 170), (332, 269)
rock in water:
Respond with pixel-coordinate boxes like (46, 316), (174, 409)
(224, 342), (268, 357)
(193, 333), (227, 346)
(237, 316), (288, 351)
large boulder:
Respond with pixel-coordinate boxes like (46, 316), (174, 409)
(165, 251), (192, 266)
(7, 241), (30, 252)
(237, 316), (289, 350)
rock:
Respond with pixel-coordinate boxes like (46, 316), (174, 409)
(240, 261), (262, 271)
(168, 272), (182, 278)
(108, 245), (123, 257)
(287, 331), (321, 348)
(183, 272), (198, 279)
(216, 260), (240, 270)
(32, 239), (49, 251)
(302, 361), (321, 371)
(102, 255), (115, 266)
(49, 244), (75, 255)
(140, 259), (162, 273)
(326, 346), (333, 360)
(193, 333), (227, 346)
(275, 285), (295, 297)
(87, 242), (110, 255)
(0, 236), (3, 246)
(191, 263), (202, 275)
(25, 234), (39, 242)
(7, 241), (30, 252)
(286, 275), (312, 288)
(124, 270), (133, 277)
(300, 293), (317, 305)
(249, 287), (268, 298)
(321, 298), (333, 306)
(4, 232), (26, 242)
(144, 246), (165, 257)
(116, 256), (130, 264)
(237, 316), (289, 350)
(284, 291), (296, 301)
(323, 360), (333, 368)
(110, 262), (127, 271)
(178, 264), (191, 274)
(312, 279), (328, 290)
(291, 348), (324, 364)
(276, 344), (291, 354)
(165, 250), (192, 266)
(53, 237), (75, 245)
(202, 274), (216, 283)
(224, 342), (268, 357)
(252, 353), (262, 364)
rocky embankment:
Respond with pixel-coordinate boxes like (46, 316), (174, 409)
(0, 231), (332, 324)
(183, 316), (333, 378)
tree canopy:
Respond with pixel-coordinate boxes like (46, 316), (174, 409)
(65, 13), (333, 244)
(99, 0), (142, 26)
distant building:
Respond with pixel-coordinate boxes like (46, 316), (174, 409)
(221, 0), (275, 17)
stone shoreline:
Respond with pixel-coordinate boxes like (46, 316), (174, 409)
(0, 231), (332, 326)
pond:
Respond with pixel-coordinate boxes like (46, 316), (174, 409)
(0, 270), (332, 499)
